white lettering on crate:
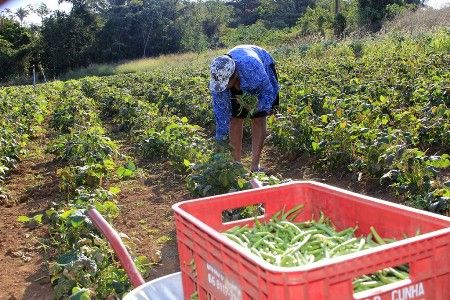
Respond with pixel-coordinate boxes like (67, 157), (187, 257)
(391, 282), (425, 300)
(206, 263), (242, 300)
(361, 282), (425, 300)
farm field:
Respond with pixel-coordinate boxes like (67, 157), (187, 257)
(0, 30), (449, 299)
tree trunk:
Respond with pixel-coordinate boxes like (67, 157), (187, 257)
(143, 30), (151, 58)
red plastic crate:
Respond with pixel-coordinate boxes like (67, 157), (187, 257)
(172, 181), (450, 300)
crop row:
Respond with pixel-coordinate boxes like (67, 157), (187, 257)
(79, 76), (277, 198)
(0, 85), (51, 198)
(272, 31), (449, 213)
(38, 80), (148, 299)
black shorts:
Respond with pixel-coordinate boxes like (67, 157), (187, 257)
(231, 63), (279, 119)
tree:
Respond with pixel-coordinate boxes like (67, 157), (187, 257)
(34, 3), (50, 22)
(15, 6), (30, 25)
(0, 17), (35, 81)
(176, 0), (231, 52)
(296, 0), (358, 37)
(40, 7), (101, 76)
(227, 0), (261, 27)
(357, 0), (421, 31)
(258, 0), (312, 28)
(95, 0), (182, 61)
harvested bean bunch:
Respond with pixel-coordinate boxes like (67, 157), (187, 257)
(223, 205), (410, 292)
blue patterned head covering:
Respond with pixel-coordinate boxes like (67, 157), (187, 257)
(209, 55), (235, 93)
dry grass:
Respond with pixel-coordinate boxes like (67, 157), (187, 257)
(115, 49), (224, 74)
(382, 6), (450, 34)
(58, 49), (225, 80)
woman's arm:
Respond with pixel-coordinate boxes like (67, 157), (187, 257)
(212, 90), (232, 140)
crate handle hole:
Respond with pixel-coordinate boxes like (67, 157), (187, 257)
(222, 203), (265, 223)
(353, 263), (410, 296)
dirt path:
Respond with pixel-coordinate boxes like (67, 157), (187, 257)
(0, 136), (57, 300)
(101, 127), (190, 282)
(112, 159), (189, 281)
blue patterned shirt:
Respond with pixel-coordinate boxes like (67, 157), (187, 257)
(211, 45), (279, 140)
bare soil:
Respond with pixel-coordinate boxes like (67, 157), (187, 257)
(111, 159), (190, 281)
(0, 136), (56, 300)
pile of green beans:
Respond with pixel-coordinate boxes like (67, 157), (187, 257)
(223, 205), (410, 292)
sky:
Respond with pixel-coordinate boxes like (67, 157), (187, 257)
(0, 0), (72, 25)
(0, 0), (449, 25)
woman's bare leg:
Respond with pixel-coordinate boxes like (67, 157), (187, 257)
(229, 117), (244, 162)
(251, 116), (267, 171)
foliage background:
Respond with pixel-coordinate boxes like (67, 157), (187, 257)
(1, 0), (443, 83)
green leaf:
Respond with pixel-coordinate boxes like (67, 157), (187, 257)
(69, 288), (90, 300)
(17, 215), (31, 223)
(57, 250), (78, 265)
(69, 215), (85, 228)
(311, 142), (320, 151)
(181, 116), (188, 123)
(117, 166), (126, 177)
(117, 162), (136, 179)
(183, 159), (191, 167)
(126, 161), (137, 171)
(432, 188), (450, 198)
(46, 208), (56, 217)
(103, 159), (116, 170)
(237, 178), (246, 189)
(35, 114), (44, 124)
(33, 214), (43, 223)
(134, 255), (150, 273)
(96, 201), (119, 219)
(320, 115), (328, 123)
(109, 186), (121, 195)
(116, 166), (126, 176)
(427, 154), (450, 169)
(60, 209), (75, 220)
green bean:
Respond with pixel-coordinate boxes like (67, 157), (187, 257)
(383, 238), (397, 243)
(259, 250), (277, 263)
(370, 226), (386, 245)
(283, 234), (312, 256)
(291, 229), (318, 243)
(254, 231), (271, 237)
(241, 234), (251, 245)
(250, 247), (263, 259)
(271, 211), (282, 221)
(356, 238), (366, 251)
(388, 267), (409, 280)
(396, 264), (409, 273)
(329, 238), (357, 255)
(337, 227), (357, 237)
(313, 222), (336, 236)
(224, 233), (247, 247)
(282, 204), (304, 221)
(280, 220), (303, 234)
